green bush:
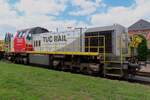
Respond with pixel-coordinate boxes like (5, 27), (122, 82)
(148, 49), (150, 53)
(137, 34), (148, 61)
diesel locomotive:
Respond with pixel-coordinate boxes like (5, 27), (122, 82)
(0, 24), (144, 78)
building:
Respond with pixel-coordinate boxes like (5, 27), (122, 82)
(128, 19), (150, 49)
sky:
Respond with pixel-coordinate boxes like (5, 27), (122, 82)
(0, 0), (150, 39)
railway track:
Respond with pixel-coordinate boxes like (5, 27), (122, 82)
(130, 75), (150, 85)
(136, 71), (150, 77)
(131, 64), (150, 85)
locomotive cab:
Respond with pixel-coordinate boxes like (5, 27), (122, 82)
(14, 27), (49, 52)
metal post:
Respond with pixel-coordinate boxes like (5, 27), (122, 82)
(75, 28), (82, 52)
(88, 37), (90, 52)
(120, 35), (123, 65)
(80, 28), (82, 52)
(120, 34), (123, 76)
(103, 36), (106, 77)
(103, 36), (106, 63)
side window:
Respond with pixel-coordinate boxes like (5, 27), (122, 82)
(34, 40), (41, 47)
(18, 32), (22, 38)
(22, 32), (25, 37)
(36, 41), (37, 47)
(17, 31), (26, 38)
(39, 40), (41, 46)
(37, 41), (39, 47)
(34, 41), (36, 47)
(27, 33), (32, 40)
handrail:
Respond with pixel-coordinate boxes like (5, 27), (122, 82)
(85, 35), (105, 63)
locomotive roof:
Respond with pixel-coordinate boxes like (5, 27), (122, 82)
(86, 24), (124, 33)
(17, 27), (49, 34)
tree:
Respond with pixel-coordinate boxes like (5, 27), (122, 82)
(137, 34), (148, 61)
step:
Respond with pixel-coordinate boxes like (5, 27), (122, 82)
(104, 61), (123, 63)
(105, 73), (123, 77)
(104, 67), (122, 70)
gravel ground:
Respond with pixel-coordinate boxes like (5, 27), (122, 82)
(140, 64), (150, 73)
(133, 75), (150, 83)
(135, 64), (150, 84)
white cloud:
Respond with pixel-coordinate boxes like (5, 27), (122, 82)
(90, 0), (150, 27)
(0, 0), (18, 39)
(70, 0), (104, 16)
(0, 0), (78, 39)
(15, 0), (68, 16)
(1, 0), (150, 40)
(0, 0), (17, 18)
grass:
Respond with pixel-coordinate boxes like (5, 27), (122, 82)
(0, 62), (149, 100)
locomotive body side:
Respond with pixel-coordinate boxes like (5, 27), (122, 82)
(32, 29), (85, 53)
(114, 24), (128, 56)
(14, 33), (26, 52)
(1, 25), (142, 78)
(85, 24), (128, 57)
